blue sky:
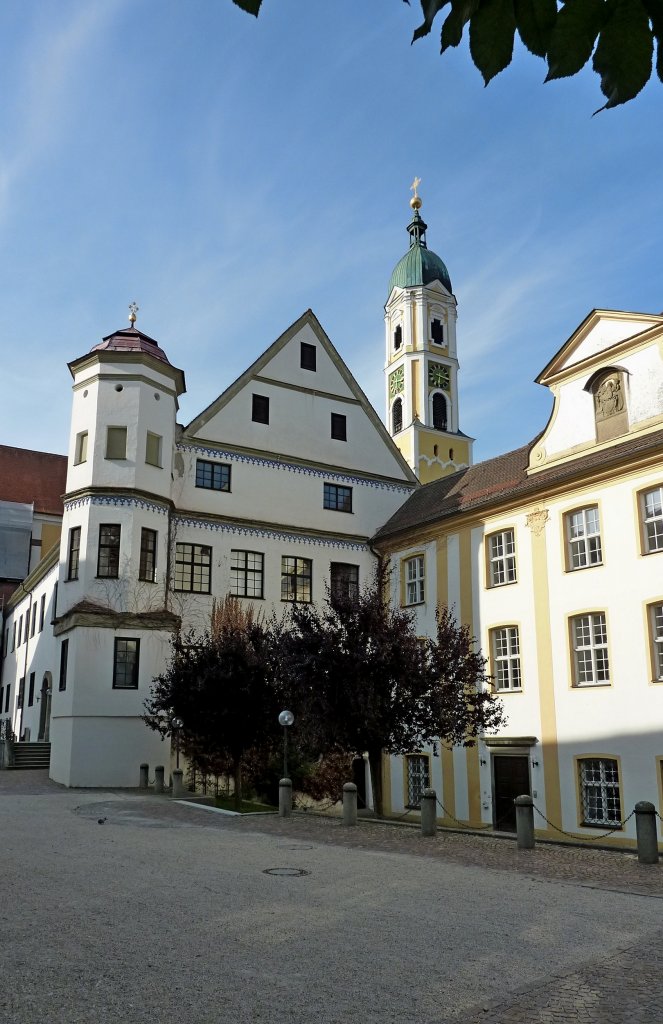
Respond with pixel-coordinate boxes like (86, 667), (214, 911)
(1, 1), (661, 464)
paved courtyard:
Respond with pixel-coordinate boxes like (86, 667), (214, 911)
(1, 771), (662, 1023)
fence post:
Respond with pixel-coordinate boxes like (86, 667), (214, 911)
(420, 788), (437, 837)
(172, 769), (184, 799)
(154, 765), (165, 795)
(635, 801), (659, 864)
(515, 794), (535, 849)
(279, 777), (292, 818)
(343, 782), (358, 826)
(139, 763), (149, 790)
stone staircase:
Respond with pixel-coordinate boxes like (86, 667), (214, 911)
(9, 742), (51, 770)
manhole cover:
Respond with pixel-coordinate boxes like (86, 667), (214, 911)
(262, 867), (310, 877)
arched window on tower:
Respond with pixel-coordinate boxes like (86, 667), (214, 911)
(432, 392), (448, 431)
(394, 324), (402, 350)
(392, 397), (403, 435)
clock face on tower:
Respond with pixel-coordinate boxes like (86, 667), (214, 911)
(428, 362), (450, 390)
(389, 366), (405, 397)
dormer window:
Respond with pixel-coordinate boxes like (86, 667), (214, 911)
(394, 324), (402, 350)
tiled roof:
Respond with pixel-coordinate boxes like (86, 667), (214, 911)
(374, 428), (663, 541)
(91, 326), (172, 365)
(0, 445), (67, 515)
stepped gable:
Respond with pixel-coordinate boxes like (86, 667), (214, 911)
(0, 445), (67, 514)
(374, 427), (663, 540)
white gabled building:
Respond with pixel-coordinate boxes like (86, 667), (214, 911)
(1, 307), (417, 786)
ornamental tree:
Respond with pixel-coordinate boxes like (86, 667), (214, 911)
(144, 596), (279, 810)
(277, 563), (505, 817)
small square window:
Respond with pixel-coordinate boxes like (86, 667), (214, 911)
(195, 459), (231, 492)
(323, 482), (352, 513)
(300, 342), (316, 371)
(106, 426), (127, 460)
(252, 394), (269, 424)
(74, 431), (88, 465)
(145, 432), (162, 468)
(331, 413), (346, 441)
(113, 638), (140, 689)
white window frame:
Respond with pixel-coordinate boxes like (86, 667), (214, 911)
(650, 602), (663, 682)
(571, 612), (609, 686)
(491, 626), (522, 691)
(578, 758), (621, 827)
(566, 506), (602, 570)
(404, 555), (424, 606)
(642, 486), (663, 554)
(488, 529), (516, 587)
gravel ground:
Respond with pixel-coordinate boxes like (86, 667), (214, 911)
(1, 772), (661, 1023)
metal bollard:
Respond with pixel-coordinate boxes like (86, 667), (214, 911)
(139, 763), (149, 790)
(279, 777), (292, 818)
(172, 769), (184, 799)
(420, 788), (437, 837)
(515, 794), (535, 849)
(635, 801), (659, 864)
(154, 765), (165, 794)
(343, 782), (358, 826)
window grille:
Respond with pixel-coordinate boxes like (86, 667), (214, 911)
(432, 392), (448, 430)
(579, 758), (621, 826)
(392, 398), (403, 434)
(406, 755), (430, 809)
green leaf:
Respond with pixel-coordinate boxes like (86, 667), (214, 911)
(412, 0), (451, 42)
(545, 0), (607, 80)
(441, 0), (481, 51)
(469, 0), (517, 83)
(642, 0), (663, 83)
(592, 0), (653, 108)
(514, 0), (558, 56)
(231, 0), (263, 14)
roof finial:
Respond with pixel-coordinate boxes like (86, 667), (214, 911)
(410, 176), (422, 211)
(128, 301), (139, 326)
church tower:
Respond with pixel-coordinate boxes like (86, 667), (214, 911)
(384, 184), (473, 483)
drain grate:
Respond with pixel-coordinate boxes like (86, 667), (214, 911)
(262, 867), (310, 877)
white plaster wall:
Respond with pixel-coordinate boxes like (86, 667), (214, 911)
(543, 344), (663, 459)
(259, 322), (355, 400)
(172, 445), (413, 541)
(49, 627), (172, 787)
(545, 468), (663, 836)
(561, 316), (659, 370)
(66, 361), (178, 498)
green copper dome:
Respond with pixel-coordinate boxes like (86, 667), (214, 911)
(388, 209), (452, 296)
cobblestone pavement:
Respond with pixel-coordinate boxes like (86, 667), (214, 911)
(3, 773), (663, 1022)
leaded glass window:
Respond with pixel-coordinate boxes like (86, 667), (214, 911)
(406, 755), (430, 809)
(579, 758), (621, 826)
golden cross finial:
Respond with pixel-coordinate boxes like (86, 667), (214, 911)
(128, 301), (139, 325)
(410, 176), (421, 198)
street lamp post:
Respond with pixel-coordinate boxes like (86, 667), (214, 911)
(171, 716), (184, 770)
(278, 709), (294, 779)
